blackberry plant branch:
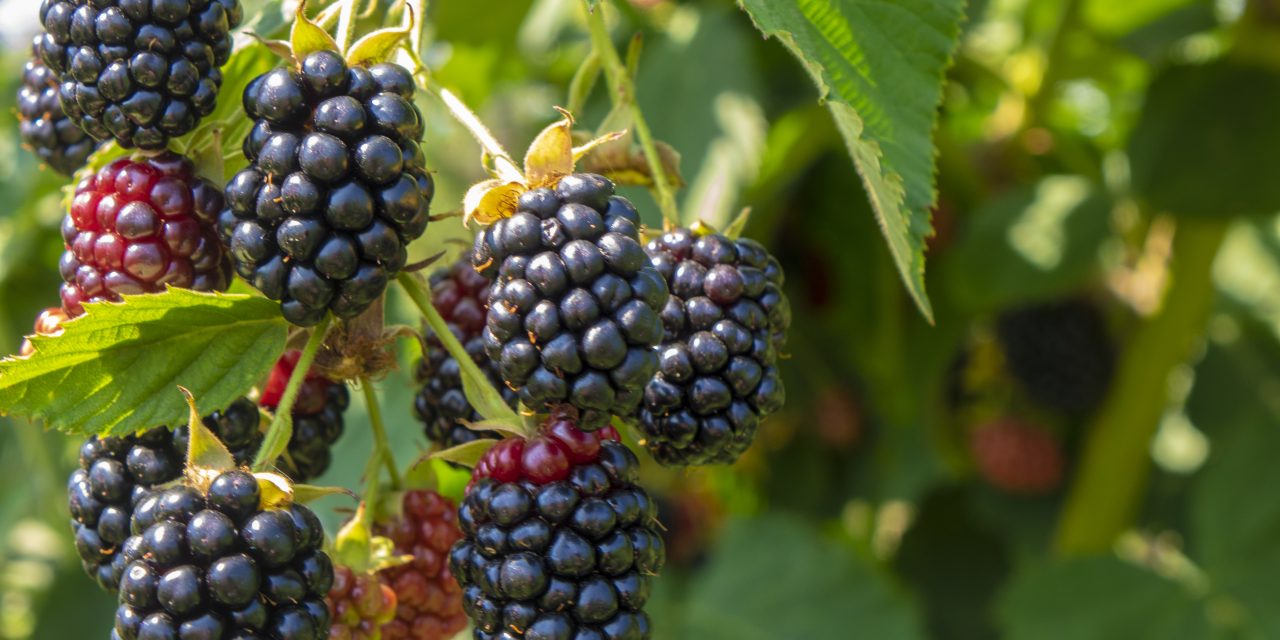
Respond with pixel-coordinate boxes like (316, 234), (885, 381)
(583, 0), (681, 228)
(1054, 217), (1229, 555)
(360, 376), (402, 490)
(397, 272), (527, 432)
(252, 314), (333, 471)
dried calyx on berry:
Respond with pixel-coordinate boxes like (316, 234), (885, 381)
(461, 107), (670, 430)
(35, 0), (243, 150)
(17, 38), (100, 175)
(222, 6), (433, 326)
(59, 152), (230, 317)
(449, 412), (665, 639)
(414, 258), (513, 452)
(638, 225), (791, 466)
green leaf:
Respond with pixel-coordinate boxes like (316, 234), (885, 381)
(941, 176), (1111, 312)
(0, 289), (288, 437)
(735, 0), (966, 322)
(678, 515), (925, 639)
(998, 557), (1210, 640)
(1129, 60), (1280, 218)
(345, 21), (412, 67)
(290, 0), (340, 61)
(427, 439), (499, 468)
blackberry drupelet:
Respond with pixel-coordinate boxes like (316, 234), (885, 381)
(113, 470), (333, 640)
(69, 400), (258, 593)
(414, 259), (511, 451)
(35, 0), (243, 150)
(59, 152), (230, 317)
(222, 53), (433, 326)
(638, 228), (790, 466)
(470, 174), (668, 429)
(970, 419), (1065, 496)
(260, 350), (350, 482)
(17, 40), (99, 175)
(996, 299), (1116, 417)
(450, 415), (665, 639)
(18, 307), (70, 357)
(326, 565), (397, 640)
(375, 490), (467, 639)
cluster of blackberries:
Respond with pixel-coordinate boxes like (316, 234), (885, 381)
(59, 152), (231, 317)
(35, 0), (243, 150)
(70, 402), (256, 593)
(223, 52), (433, 326)
(18, 39), (99, 175)
(451, 417), (665, 639)
(414, 259), (512, 451)
(260, 351), (350, 481)
(996, 299), (1115, 417)
(114, 470), (333, 640)
(470, 174), (668, 430)
(326, 565), (397, 639)
(639, 229), (790, 465)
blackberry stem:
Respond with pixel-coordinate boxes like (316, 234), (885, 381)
(253, 314), (332, 471)
(397, 271), (528, 434)
(1054, 217), (1228, 554)
(582, 0), (681, 229)
(360, 376), (402, 490)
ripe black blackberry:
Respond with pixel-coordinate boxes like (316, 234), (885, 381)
(114, 470), (333, 640)
(996, 299), (1115, 417)
(222, 52), (433, 326)
(17, 41), (99, 175)
(35, 0), (243, 150)
(414, 259), (512, 451)
(470, 174), (668, 429)
(68, 399), (259, 593)
(638, 228), (790, 465)
(451, 417), (665, 639)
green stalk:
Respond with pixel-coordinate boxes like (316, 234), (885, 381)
(582, 0), (680, 228)
(360, 376), (402, 490)
(336, 0), (362, 53)
(397, 272), (525, 429)
(253, 315), (332, 471)
(1054, 218), (1229, 555)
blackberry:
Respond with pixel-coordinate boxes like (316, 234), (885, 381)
(259, 350), (351, 481)
(450, 416), (665, 639)
(414, 259), (513, 451)
(470, 174), (668, 429)
(59, 152), (231, 317)
(69, 400), (259, 593)
(326, 565), (397, 640)
(375, 490), (467, 639)
(113, 470), (333, 640)
(17, 41), (99, 175)
(970, 419), (1064, 496)
(638, 228), (790, 465)
(222, 53), (432, 326)
(996, 299), (1116, 417)
(35, 0), (242, 150)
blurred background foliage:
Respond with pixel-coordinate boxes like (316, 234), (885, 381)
(2, 0), (1280, 638)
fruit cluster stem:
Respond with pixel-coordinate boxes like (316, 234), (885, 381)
(1054, 217), (1229, 555)
(361, 376), (402, 490)
(582, 0), (681, 229)
(253, 315), (332, 471)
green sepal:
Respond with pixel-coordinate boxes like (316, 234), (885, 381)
(179, 387), (237, 493)
(424, 439), (499, 469)
(290, 0), (340, 62)
(345, 17), (413, 66)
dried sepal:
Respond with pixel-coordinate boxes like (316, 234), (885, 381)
(464, 179), (525, 226)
